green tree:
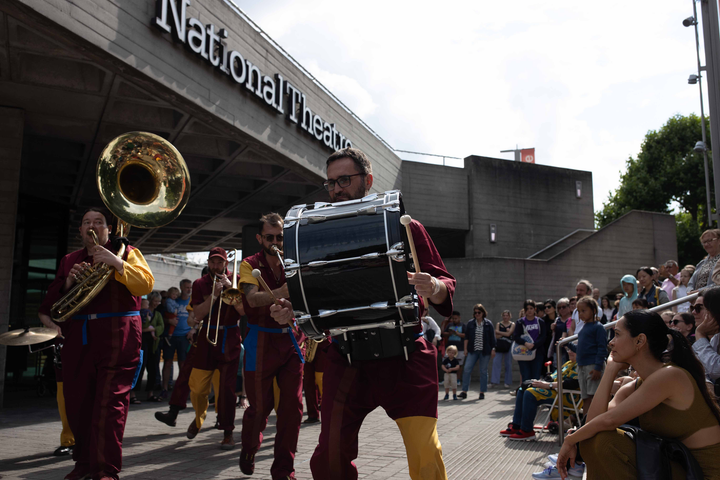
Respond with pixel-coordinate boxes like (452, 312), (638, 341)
(595, 114), (713, 266)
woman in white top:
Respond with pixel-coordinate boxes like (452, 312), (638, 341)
(600, 297), (613, 324)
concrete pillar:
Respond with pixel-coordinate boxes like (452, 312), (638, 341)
(0, 107), (24, 408)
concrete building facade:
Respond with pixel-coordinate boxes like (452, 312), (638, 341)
(0, 0), (676, 405)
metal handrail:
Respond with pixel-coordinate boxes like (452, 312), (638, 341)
(555, 290), (701, 445)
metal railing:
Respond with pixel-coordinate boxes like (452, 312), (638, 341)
(555, 290), (700, 445)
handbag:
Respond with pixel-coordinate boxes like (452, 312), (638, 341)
(617, 424), (704, 480)
(511, 323), (536, 361)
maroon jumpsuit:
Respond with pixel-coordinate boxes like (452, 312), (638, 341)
(240, 250), (305, 480)
(189, 273), (242, 431)
(39, 243), (153, 480)
(309, 220), (455, 480)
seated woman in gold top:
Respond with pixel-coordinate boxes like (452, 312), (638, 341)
(556, 308), (720, 480)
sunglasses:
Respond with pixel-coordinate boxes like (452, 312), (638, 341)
(545, 305), (554, 309)
(670, 319), (685, 325)
(558, 305), (569, 309)
(474, 311), (482, 314)
(692, 304), (705, 313)
(262, 234), (284, 242)
(323, 173), (365, 191)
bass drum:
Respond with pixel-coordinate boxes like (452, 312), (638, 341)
(283, 190), (418, 340)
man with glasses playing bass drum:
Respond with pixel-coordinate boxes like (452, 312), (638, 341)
(270, 148), (456, 480)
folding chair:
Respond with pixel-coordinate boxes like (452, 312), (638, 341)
(534, 390), (583, 436)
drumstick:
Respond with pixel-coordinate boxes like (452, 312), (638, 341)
(400, 215), (428, 312)
(252, 269), (299, 335)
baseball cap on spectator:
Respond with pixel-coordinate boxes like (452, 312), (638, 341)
(208, 247), (228, 261)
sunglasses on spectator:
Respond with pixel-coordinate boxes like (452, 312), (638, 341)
(474, 311), (482, 314)
(323, 173), (364, 191)
(545, 305), (553, 309)
(558, 305), (569, 309)
(671, 319), (685, 325)
(262, 234), (284, 242)
(692, 304), (705, 313)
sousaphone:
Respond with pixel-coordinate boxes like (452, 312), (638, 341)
(51, 132), (191, 322)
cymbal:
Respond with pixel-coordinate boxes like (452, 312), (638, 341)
(0, 327), (58, 346)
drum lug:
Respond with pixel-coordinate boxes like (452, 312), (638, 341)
(284, 221), (296, 228)
(386, 206), (400, 213)
(294, 312), (312, 324)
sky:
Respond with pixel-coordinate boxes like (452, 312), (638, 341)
(234, 0), (708, 214)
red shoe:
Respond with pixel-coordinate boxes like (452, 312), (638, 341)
(221, 430), (235, 450)
(508, 430), (537, 441)
(63, 465), (91, 480)
(239, 449), (255, 475)
(499, 423), (521, 437)
(187, 420), (200, 439)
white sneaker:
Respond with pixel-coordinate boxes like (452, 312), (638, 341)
(531, 464), (584, 479)
(548, 454), (558, 465)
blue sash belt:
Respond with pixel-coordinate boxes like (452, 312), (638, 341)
(247, 323), (305, 364)
(72, 311), (140, 346)
(208, 324), (238, 353)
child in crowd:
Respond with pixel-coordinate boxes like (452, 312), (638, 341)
(442, 345), (460, 401)
(164, 286), (180, 338)
(617, 274), (638, 320)
(140, 298), (151, 325)
(672, 267), (693, 313)
(575, 296), (607, 416)
(660, 310), (674, 327)
(631, 298), (648, 310)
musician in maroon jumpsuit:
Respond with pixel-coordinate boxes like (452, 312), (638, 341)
(239, 213), (305, 480)
(187, 247), (243, 449)
(302, 338), (329, 423)
(38, 208), (154, 480)
(270, 148), (456, 480)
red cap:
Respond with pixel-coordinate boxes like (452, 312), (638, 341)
(208, 247), (227, 261)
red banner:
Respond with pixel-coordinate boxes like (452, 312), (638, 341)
(521, 148), (535, 163)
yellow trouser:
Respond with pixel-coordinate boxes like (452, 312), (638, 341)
(188, 369), (221, 429)
(57, 382), (75, 447)
(395, 416), (447, 480)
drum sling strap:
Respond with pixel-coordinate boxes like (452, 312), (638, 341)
(333, 326), (418, 362)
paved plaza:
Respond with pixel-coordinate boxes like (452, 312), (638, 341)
(0, 383), (561, 480)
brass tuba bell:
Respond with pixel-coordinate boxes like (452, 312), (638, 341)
(51, 132), (191, 322)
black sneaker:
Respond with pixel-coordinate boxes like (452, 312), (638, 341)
(479, 392), (485, 400)
(458, 392), (467, 399)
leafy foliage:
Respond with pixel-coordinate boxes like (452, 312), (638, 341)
(595, 114), (713, 264)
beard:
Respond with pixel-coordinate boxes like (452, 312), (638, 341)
(263, 244), (281, 256)
(329, 182), (366, 202)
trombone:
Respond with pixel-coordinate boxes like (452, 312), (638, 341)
(206, 249), (241, 346)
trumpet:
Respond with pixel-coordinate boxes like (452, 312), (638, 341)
(221, 249), (242, 305)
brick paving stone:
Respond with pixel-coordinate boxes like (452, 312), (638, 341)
(0, 385), (567, 479)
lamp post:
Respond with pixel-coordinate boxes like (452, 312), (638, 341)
(685, 2), (714, 227)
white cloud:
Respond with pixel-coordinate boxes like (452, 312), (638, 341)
(240, 0), (705, 211)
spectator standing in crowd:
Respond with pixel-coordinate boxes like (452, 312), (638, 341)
(460, 304), (496, 400)
(442, 346), (460, 401)
(592, 288), (600, 302)
(513, 300), (547, 383)
(570, 280), (593, 336)
(636, 266), (669, 307)
(660, 310), (674, 328)
(556, 310), (720, 480)
(443, 311), (466, 383)
(133, 291), (165, 403)
(569, 296), (577, 312)
(162, 279), (192, 397)
(541, 300), (557, 364)
(491, 310), (515, 388)
(575, 296), (606, 415)
(689, 229), (720, 292)
(694, 287), (720, 385)
(599, 297), (613, 324)
(670, 312), (696, 345)
(535, 303), (546, 323)
(500, 344), (580, 444)
(672, 267), (693, 313)
(548, 298), (571, 369)
(421, 316), (442, 347)
(660, 260), (680, 298)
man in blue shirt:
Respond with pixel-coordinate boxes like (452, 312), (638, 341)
(162, 279), (193, 394)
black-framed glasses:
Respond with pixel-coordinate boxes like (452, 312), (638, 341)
(323, 173), (364, 191)
(262, 234), (283, 242)
(671, 319), (684, 325)
(692, 304), (705, 313)
(558, 305), (569, 309)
